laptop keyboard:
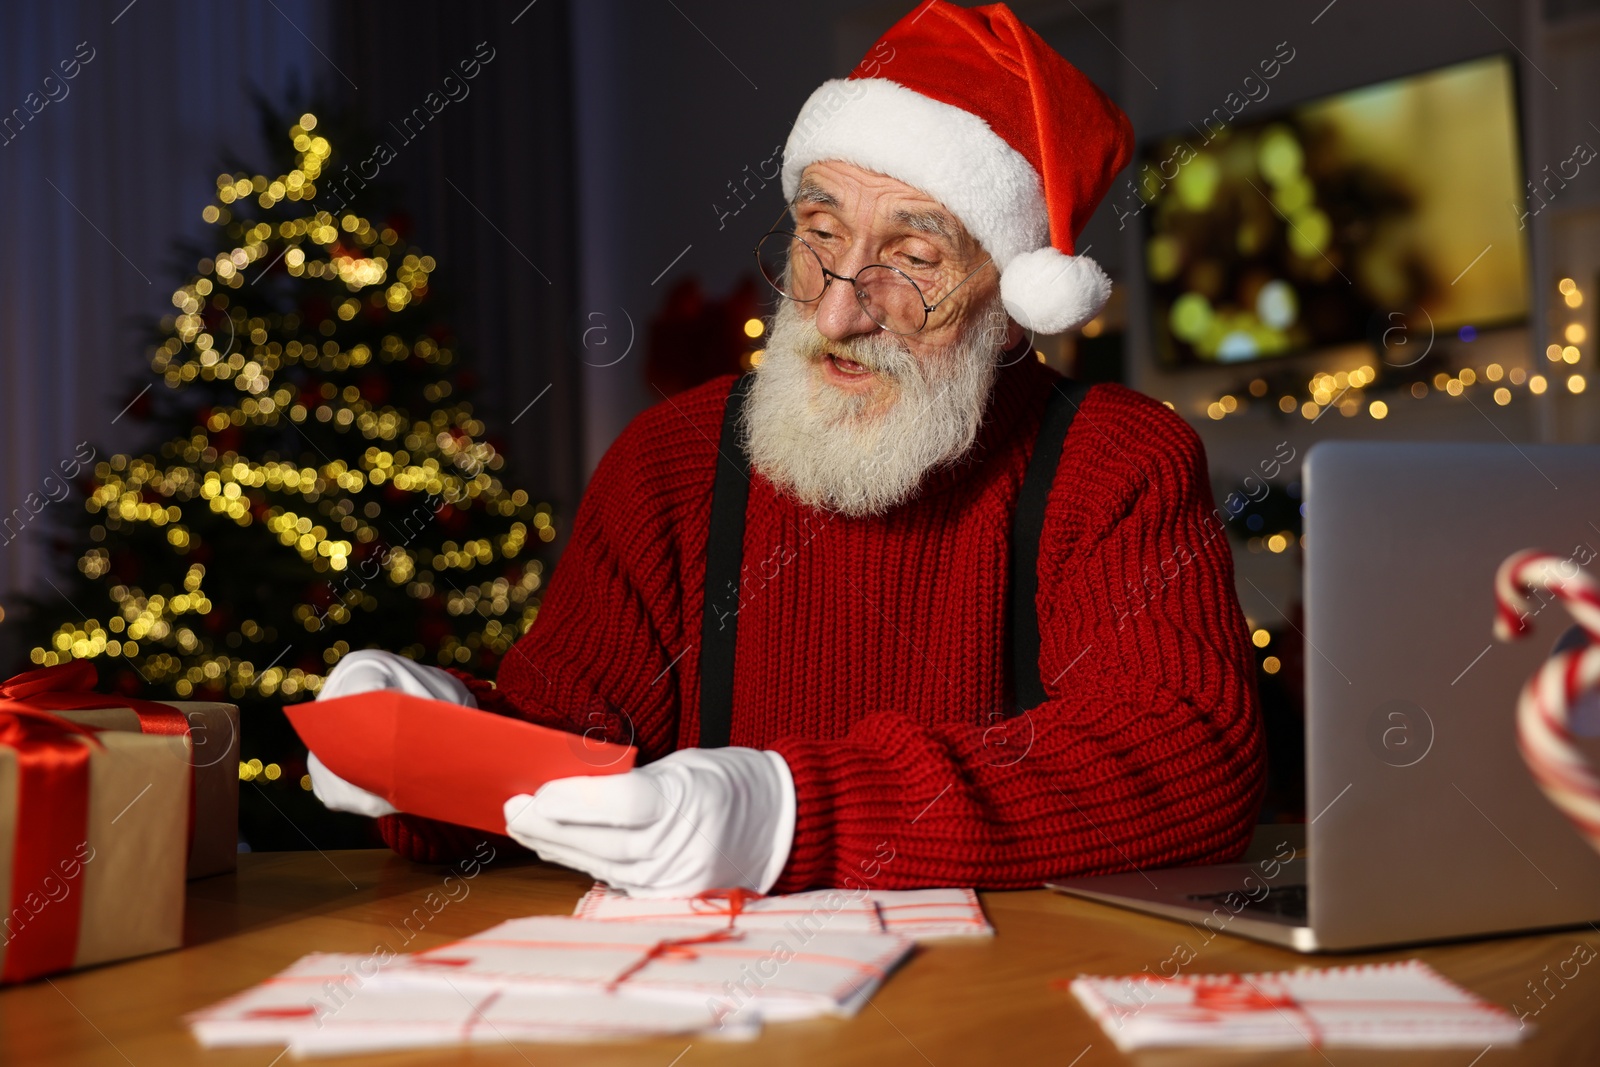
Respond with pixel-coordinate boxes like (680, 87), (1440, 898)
(1186, 883), (1308, 922)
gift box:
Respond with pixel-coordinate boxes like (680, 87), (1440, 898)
(51, 702), (238, 878)
(0, 703), (189, 984)
(0, 663), (241, 879)
(288, 689), (636, 838)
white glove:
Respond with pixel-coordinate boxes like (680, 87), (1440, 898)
(306, 751), (398, 817)
(318, 649), (478, 706)
(503, 747), (796, 897)
(307, 649), (478, 817)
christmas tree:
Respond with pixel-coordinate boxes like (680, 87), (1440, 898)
(18, 105), (556, 849)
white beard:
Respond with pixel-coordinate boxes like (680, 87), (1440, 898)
(739, 291), (1009, 518)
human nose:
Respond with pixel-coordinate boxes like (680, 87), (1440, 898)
(813, 249), (880, 343)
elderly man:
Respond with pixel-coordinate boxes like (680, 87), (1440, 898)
(309, 0), (1265, 896)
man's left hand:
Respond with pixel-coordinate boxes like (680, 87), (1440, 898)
(503, 747), (796, 897)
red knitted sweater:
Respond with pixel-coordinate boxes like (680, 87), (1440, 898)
(378, 357), (1266, 890)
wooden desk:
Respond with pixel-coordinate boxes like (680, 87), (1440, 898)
(1, 849), (1594, 1065)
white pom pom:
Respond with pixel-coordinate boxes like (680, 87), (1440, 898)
(999, 247), (1112, 336)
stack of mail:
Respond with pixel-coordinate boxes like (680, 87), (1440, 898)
(1069, 960), (1526, 1051)
(864, 888), (995, 939)
(573, 884), (995, 941)
(403, 915), (913, 1022)
(186, 913), (915, 1054)
(186, 952), (743, 1055)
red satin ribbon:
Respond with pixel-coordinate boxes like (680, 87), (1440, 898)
(0, 703), (103, 982)
(1193, 979), (1299, 1012)
(688, 887), (764, 928)
(602, 888), (761, 994)
(1049, 974), (1322, 1048)
(0, 662), (197, 861)
(0, 661), (191, 736)
(1195, 978), (1323, 1047)
(603, 925), (744, 993)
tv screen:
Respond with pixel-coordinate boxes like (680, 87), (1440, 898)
(1140, 53), (1529, 367)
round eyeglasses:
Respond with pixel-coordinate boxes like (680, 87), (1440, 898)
(753, 229), (993, 336)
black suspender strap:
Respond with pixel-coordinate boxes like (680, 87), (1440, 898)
(697, 371), (1090, 744)
(1007, 378), (1091, 715)
(698, 373), (755, 748)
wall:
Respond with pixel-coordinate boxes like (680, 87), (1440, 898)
(329, 1), (585, 529)
(0, 1), (325, 616)
(567, 0), (905, 476)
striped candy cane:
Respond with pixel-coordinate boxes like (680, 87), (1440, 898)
(1494, 549), (1600, 854)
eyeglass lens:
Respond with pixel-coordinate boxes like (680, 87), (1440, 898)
(755, 233), (930, 335)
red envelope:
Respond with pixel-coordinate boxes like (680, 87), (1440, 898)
(285, 690), (636, 836)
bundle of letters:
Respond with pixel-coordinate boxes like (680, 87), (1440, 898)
(1069, 960), (1526, 1051)
(186, 887), (990, 1055)
(571, 884), (995, 941)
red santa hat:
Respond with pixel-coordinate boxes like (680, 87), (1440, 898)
(781, 0), (1134, 336)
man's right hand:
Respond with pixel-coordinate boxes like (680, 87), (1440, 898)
(305, 649), (479, 817)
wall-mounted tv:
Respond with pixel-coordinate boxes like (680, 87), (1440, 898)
(1140, 53), (1528, 368)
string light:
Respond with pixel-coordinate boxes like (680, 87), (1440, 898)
(1556, 281), (1587, 397)
(1204, 278), (1590, 420)
(28, 113), (556, 718)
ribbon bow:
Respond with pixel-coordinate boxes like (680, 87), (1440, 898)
(0, 661), (190, 736)
(603, 887), (762, 994)
(1192, 977), (1299, 1013)
(603, 926), (744, 993)
(0, 661), (198, 868)
(0, 702), (105, 749)
(688, 887), (764, 928)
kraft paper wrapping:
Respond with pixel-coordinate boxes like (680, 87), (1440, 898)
(0, 730), (189, 980)
(51, 703), (240, 879)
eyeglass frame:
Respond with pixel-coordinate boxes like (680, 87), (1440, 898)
(752, 201), (995, 336)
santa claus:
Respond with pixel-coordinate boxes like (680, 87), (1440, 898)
(308, 0), (1265, 897)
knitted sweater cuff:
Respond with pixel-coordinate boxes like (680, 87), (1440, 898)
(767, 737), (900, 892)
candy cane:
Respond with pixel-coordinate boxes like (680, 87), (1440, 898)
(1493, 549), (1600, 853)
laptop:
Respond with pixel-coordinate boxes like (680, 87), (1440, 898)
(1047, 441), (1600, 951)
